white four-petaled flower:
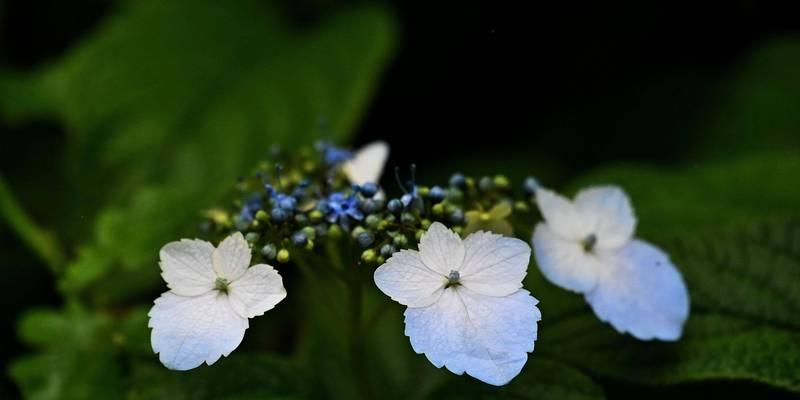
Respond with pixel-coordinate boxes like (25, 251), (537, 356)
(532, 186), (689, 341)
(148, 232), (287, 370)
(374, 222), (540, 386)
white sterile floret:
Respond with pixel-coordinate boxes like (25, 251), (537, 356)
(532, 186), (690, 341)
(148, 232), (287, 370)
(374, 222), (540, 386)
(343, 141), (389, 187)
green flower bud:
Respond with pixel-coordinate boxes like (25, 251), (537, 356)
(366, 214), (380, 228)
(393, 234), (409, 247)
(479, 176), (494, 191)
(417, 186), (430, 197)
(295, 213), (309, 226)
(377, 219), (390, 231)
(309, 209), (323, 223)
(255, 209), (269, 222)
(432, 203), (444, 216)
(305, 239), (314, 251)
(415, 230), (425, 240)
(401, 212), (415, 225)
(376, 255), (385, 264)
(421, 219), (431, 229)
(453, 226), (463, 236)
(302, 226), (316, 240)
(277, 248), (290, 263)
(493, 175), (510, 190)
(351, 226), (366, 239)
(361, 249), (377, 263)
(245, 232), (260, 243)
(447, 188), (464, 202)
(514, 201), (529, 212)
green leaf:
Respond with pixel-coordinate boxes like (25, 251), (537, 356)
(692, 39), (800, 159)
(425, 358), (605, 400)
(668, 219), (800, 329)
(9, 307), (124, 400)
(12, 0), (397, 302)
(539, 313), (800, 393)
(126, 354), (317, 400)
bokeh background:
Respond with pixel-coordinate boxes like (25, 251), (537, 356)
(1, 1), (799, 399)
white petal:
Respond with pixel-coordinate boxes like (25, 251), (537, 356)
(374, 250), (445, 307)
(586, 239), (690, 341)
(574, 186), (636, 249)
(404, 288), (540, 386)
(532, 224), (602, 293)
(212, 232), (251, 281)
(159, 239), (216, 296)
(418, 222), (465, 275)
(458, 231), (530, 297)
(342, 141), (389, 185)
(535, 187), (587, 240)
(148, 291), (248, 370)
(228, 264), (287, 319)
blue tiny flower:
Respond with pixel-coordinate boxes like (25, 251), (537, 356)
(271, 208), (289, 223)
(317, 141), (353, 166)
(324, 192), (364, 224)
(239, 193), (263, 223)
(265, 184), (297, 212)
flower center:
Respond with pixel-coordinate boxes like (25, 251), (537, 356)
(581, 234), (597, 253)
(215, 277), (230, 294)
(445, 270), (460, 288)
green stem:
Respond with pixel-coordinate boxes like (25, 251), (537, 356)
(347, 262), (373, 400)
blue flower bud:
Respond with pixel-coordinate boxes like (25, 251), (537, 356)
(357, 231), (374, 248)
(428, 186), (446, 202)
(523, 176), (540, 195)
(292, 231), (308, 246)
(278, 197), (296, 211)
(261, 244), (277, 259)
(380, 244), (396, 257)
(387, 198), (403, 213)
(450, 209), (465, 224)
(359, 182), (379, 198)
(449, 173), (467, 189)
(271, 208), (288, 223)
(359, 198), (379, 214)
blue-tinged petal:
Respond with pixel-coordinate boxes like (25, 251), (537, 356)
(149, 291), (248, 370)
(532, 224), (601, 293)
(404, 288), (540, 386)
(587, 239), (690, 341)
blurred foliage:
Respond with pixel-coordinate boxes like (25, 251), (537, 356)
(1, 0), (396, 305)
(2, 0), (800, 398)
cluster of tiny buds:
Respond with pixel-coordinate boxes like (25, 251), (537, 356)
(200, 143), (541, 267)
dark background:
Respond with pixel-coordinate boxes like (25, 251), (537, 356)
(1, 1), (798, 398)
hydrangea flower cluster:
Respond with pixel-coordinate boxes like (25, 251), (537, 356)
(148, 141), (690, 386)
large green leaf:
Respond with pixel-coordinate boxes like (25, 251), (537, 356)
(0, 0), (397, 303)
(540, 313), (800, 393)
(425, 358), (605, 400)
(691, 39), (800, 159)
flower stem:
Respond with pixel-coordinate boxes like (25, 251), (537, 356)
(347, 263), (373, 400)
